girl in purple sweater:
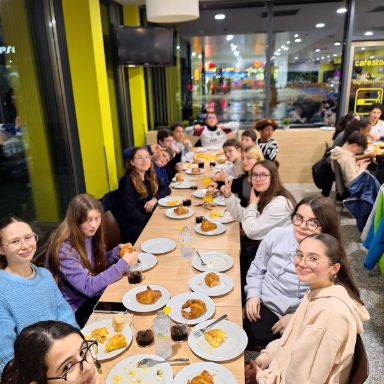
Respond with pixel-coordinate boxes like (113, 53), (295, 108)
(46, 193), (137, 327)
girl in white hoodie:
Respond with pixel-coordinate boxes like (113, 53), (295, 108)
(245, 233), (369, 384)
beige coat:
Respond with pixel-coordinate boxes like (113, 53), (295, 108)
(256, 285), (370, 384)
(330, 146), (362, 186)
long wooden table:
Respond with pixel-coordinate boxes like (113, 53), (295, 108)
(95, 160), (244, 382)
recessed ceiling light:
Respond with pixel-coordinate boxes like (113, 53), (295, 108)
(286, 41), (290, 44)
(281, 45), (286, 49)
(294, 33), (299, 38)
(226, 35), (233, 41)
(315, 49), (320, 52)
(337, 8), (347, 14)
(333, 53), (337, 57)
(327, 55), (331, 58)
(234, 51), (239, 57)
(231, 45), (237, 51)
(316, 23), (325, 28)
(364, 31), (373, 36)
(321, 56), (325, 59)
(176, 45), (180, 50)
(294, 38), (302, 43)
(294, 56), (298, 60)
(192, 52), (196, 57)
(283, 47), (289, 51)
(370, 56), (375, 59)
(198, 54), (202, 59)
(361, 47), (366, 51)
(316, 58), (320, 61)
(334, 42), (341, 46)
(215, 14), (225, 20)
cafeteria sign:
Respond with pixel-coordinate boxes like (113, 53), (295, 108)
(350, 47), (384, 115)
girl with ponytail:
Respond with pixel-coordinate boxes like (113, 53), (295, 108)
(245, 233), (369, 384)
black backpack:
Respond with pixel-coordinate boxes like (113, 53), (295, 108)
(312, 149), (334, 195)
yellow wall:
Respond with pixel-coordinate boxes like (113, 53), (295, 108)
(62, 0), (118, 196)
(1, 0), (59, 221)
(123, 6), (148, 145)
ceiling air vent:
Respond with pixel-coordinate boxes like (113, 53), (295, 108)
(261, 9), (299, 18)
(369, 6), (384, 13)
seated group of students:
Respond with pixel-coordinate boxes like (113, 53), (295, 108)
(0, 114), (370, 384)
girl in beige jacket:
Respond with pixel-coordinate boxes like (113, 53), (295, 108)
(245, 233), (370, 384)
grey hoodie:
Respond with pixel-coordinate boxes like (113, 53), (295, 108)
(245, 225), (308, 316)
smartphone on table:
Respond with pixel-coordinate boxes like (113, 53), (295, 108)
(93, 301), (128, 314)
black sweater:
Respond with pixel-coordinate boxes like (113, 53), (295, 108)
(114, 175), (170, 243)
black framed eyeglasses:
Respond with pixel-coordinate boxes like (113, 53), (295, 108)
(292, 214), (320, 231)
(250, 172), (271, 180)
(46, 340), (98, 382)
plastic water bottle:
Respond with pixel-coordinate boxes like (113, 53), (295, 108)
(153, 310), (172, 358)
(180, 226), (192, 258)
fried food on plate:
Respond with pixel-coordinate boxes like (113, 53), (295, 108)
(204, 272), (220, 288)
(181, 299), (207, 320)
(91, 327), (108, 343)
(112, 313), (125, 332)
(119, 243), (135, 257)
(201, 219), (217, 232)
(174, 206), (189, 215)
(104, 333), (127, 353)
(167, 199), (181, 206)
(204, 328), (226, 348)
(187, 370), (214, 384)
(175, 173), (184, 182)
(136, 286), (162, 304)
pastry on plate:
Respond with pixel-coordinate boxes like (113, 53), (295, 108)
(191, 168), (201, 175)
(112, 313), (125, 332)
(104, 333), (127, 353)
(204, 272), (220, 288)
(181, 299), (207, 320)
(174, 206), (189, 215)
(136, 286), (162, 304)
(119, 243), (135, 256)
(187, 370), (214, 384)
(204, 328), (226, 348)
(201, 219), (217, 232)
(91, 327), (108, 343)
(175, 173), (184, 182)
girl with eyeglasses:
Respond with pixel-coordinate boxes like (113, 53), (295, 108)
(243, 196), (342, 351)
(113, 147), (171, 244)
(0, 216), (77, 375)
(46, 194), (138, 327)
(1, 320), (101, 384)
(245, 233), (369, 384)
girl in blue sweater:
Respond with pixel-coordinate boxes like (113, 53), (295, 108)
(0, 216), (77, 376)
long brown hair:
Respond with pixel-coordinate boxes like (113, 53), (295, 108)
(0, 215), (31, 269)
(252, 160), (296, 212)
(46, 194), (107, 284)
(292, 196), (342, 242)
(125, 147), (159, 199)
(301, 233), (363, 305)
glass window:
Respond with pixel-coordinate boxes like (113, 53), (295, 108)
(270, 1), (346, 127)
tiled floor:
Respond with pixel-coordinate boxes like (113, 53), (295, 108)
(245, 184), (384, 383)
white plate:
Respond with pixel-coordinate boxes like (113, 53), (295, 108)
(194, 222), (226, 236)
(158, 196), (183, 207)
(188, 320), (247, 362)
(172, 175), (194, 182)
(214, 162), (230, 170)
(205, 210), (234, 224)
(166, 292), (215, 325)
(319, 126), (335, 131)
(165, 207), (194, 220)
(191, 252), (234, 272)
(189, 272), (234, 297)
(196, 147), (207, 152)
(122, 285), (171, 313)
(213, 196), (226, 206)
(106, 354), (173, 384)
(206, 146), (222, 151)
(192, 188), (207, 199)
(186, 168), (205, 175)
(173, 362), (236, 384)
(172, 181), (193, 189)
(138, 252), (157, 271)
(141, 238), (176, 254)
(82, 319), (132, 361)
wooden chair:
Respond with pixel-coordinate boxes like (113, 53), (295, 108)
(103, 210), (121, 252)
(348, 334), (369, 384)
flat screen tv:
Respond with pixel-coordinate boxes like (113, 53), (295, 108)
(115, 26), (175, 66)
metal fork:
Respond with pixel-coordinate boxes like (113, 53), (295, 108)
(192, 314), (228, 338)
(137, 357), (189, 368)
(195, 250), (207, 266)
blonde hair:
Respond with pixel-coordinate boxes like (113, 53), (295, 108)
(243, 145), (264, 162)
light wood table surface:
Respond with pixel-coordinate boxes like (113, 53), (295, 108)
(93, 160), (245, 382)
